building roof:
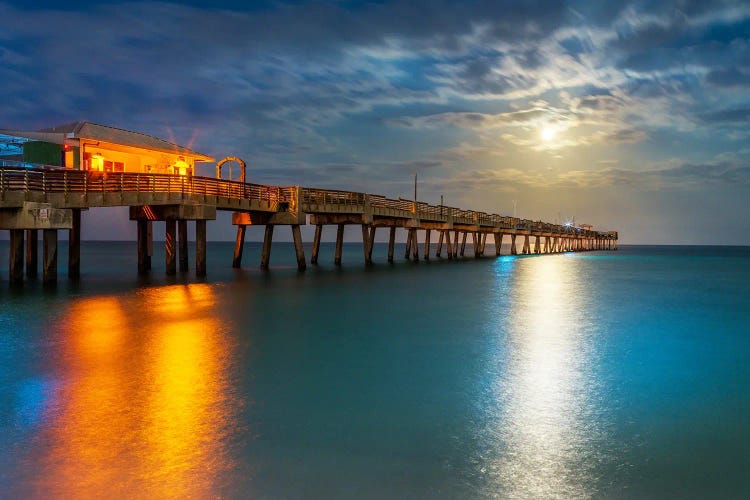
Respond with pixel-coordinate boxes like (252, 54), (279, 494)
(0, 121), (214, 161)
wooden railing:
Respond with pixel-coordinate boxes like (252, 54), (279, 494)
(0, 165), (296, 208)
(0, 164), (616, 238)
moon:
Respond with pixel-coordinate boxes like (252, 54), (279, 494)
(540, 125), (557, 142)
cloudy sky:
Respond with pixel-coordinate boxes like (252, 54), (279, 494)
(2, 0), (749, 244)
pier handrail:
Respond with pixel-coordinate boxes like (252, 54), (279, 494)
(0, 164), (617, 238)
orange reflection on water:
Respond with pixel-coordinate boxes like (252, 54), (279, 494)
(142, 285), (229, 497)
(31, 284), (234, 498)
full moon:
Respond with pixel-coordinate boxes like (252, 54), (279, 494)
(540, 125), (557, 142)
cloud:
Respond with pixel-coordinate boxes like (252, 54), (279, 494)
(0, 1), (748, 214)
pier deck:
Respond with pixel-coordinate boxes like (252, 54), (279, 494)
(0, 163), (618, 283)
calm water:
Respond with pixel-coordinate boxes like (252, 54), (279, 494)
(0, 241), (749, 498)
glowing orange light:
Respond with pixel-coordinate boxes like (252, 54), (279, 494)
(91, 153), (104, 171)
(28, 285), (236, 497)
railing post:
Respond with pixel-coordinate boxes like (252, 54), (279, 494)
(24, 170), (28, 193)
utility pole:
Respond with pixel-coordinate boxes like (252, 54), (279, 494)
(414, 173), (418, 202)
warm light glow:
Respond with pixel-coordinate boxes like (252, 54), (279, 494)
(172, 156), (189, 176)
(91, 153), (104, 171)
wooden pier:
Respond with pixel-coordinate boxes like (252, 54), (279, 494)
(0, 163), (618, 283)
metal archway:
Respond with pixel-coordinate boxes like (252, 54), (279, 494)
(216, 156), (246, 182)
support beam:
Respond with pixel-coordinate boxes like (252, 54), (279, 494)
(26, 229), (38, 278)
(522, 235), (530, 254)
(334, 224), (344, 266)
(233, 225), (246, 268)
(511, 234), (517, 255)
(534, 235), (541, 254)
(362, 225), (376, 265)
(292, 224), (306, 271)
(178, 219), (189, 272)
(42, 229), (57, 285)
(261, 224), (274, 270)
(137, 219), (150, 274)
(68, 208), (81, 279)
(368, 227), (375, 263)
(9, 229), (24, 285)
(472, 232), (479, 258)
(405, 228), (412, 260)
(445, 230), (453, 260)
(311, 224), (322, 264)
(453, 230), (459, 257)
(147, 221), (153, 270)
(436, 231), (444, 257)
(494, 233), (502, 256)
(165, 219), (177, 275)
(411, 229), (419, 261)
(387, 226), (395, 263)
(195, 220), (207, 276)
(424, 229), (431, 261)
(460, 232), (467, 256)
(480, 233), (487, 255)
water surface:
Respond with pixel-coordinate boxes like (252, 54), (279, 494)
(1, 242), (749, 498)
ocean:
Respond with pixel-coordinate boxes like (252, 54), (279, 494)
(1, 241), (749, 498)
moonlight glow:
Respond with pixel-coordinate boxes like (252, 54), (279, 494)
(540, 125), (557, 142)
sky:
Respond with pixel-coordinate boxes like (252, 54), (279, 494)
(1, 0), (749, 244)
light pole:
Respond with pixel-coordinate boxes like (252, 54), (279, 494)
(414, 172), (418, 203)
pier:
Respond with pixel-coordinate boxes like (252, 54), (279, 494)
(0, 164), (618, 284)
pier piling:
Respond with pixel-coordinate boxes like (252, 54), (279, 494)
(196, 220), (207, 276)
(334, 224), (344, 266)
(311, 224), (322, 264)
(68, 209), (81, 279)
(165, 219), (177, 275)
(42, 229), (57, 285)
(178, 219), (189, 272)
(292, 224), (306, 271)
(26, 229), (38, 278)
(233, 225), (246, 268)
(9, 229), (24, 284)
(137, 220), (150, 274)
(261, 224), (274, 270)
(387, 227), (395, 263)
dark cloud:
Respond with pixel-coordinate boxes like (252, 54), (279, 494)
(705, 67), (750, 87)
(697, 107), (750, 124)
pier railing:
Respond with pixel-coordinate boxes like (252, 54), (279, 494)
(0, 165), (297, 208)
(0, 164), (614, 238)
